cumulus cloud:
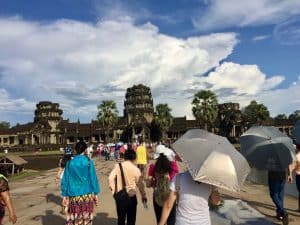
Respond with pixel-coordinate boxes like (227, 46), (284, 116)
(184, 62), (284, 116)
(0, 16), (292, 124)
(202, 62), (284, 95)
(193, 0), (300, 31)
(0, 17), (239, 124)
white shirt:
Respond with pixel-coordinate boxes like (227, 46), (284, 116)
(169, 171), (212, 225)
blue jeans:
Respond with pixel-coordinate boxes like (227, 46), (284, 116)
(268, 178), (286, 216)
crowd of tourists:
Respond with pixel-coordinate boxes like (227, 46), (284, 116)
(52, 139), (222, 225)
(0, 127), (300, 225)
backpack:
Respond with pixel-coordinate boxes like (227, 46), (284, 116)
(153, 172), (170, 207)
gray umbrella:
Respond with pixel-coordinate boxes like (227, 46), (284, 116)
(240, 126), (295, 171)
(291, 120), (300, 143)
(172, 129), (250, 192)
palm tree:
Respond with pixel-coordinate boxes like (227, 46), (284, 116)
(192, 90), (218, 130)
(242, 100), (270, 125)
(97, 100), (119, 142)
(154, 103), (173, 142)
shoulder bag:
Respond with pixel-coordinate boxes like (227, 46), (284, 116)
(113, 163), (130, 206)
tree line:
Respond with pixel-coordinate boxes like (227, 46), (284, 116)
(96, 90), (300, 142)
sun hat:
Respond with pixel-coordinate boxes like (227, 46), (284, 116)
(153, 144), (175, 161)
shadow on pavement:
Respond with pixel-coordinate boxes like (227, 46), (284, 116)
(37, 210), (65, 225)
(93, 212), (118, 225)
(246, 200), (299, 218)
(46, 193), (62, 206)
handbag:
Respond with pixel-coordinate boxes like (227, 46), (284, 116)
(113, 163), (130, 205)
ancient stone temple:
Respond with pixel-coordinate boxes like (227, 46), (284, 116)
(0, 84), (297, 150)
(124, 84), (154, 142)
(0, 102), (64, 150)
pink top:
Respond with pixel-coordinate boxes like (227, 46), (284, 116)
(148, 161), (179, 187)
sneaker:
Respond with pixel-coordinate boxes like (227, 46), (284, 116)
(282, 213), (289, 225)
(276, 215), (283, 221)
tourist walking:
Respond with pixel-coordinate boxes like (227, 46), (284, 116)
(0, 168), (17, 224)
(267, 169), (289, 224)
(55, 146), (73, 214)
(158, 171), (220, 225)
(87, 144), (94, 159)
(55, 146), (73, 183)
(61, 141), (100, 225)
(146, 149), (179, 225)
(108, 149), (147, 225)
(136, 141), (147, 178)
(288, 143), (300, 212)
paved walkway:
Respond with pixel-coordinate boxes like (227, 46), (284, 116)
(4, 159), (300, 225)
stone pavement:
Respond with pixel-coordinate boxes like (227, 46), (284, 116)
(4, 159), (300, 225)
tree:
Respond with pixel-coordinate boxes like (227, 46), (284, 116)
(192, 90), (218, 130)
(0, 121), (10, 129)
(218, 103), (241, 139)
(274, 114), (287, 120)
(97, 100), (119, 142)
(154, 104), (173, 142)
(288, 110), (300, 121)
(242, 100), (270, 125)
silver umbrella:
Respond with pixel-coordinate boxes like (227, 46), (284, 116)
(292, 120), (300, 144)
(172, 129), (250, 192)
(240, 126), (295, 171)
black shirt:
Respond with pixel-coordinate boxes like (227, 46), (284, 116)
(268, 170), (286, 181)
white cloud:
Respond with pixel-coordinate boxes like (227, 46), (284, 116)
(252, 35), (271, 42)
(0, 17), (238, 124)
(186, 62), (285, 117)
(0, 16), (294, 124)
(0, 88), (35, 113)
(193, 0), (300, 31)
(202, 62), (284, 95)
(258, 83), (300, 117)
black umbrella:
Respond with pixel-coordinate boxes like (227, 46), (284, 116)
(240, 126), (295, 171)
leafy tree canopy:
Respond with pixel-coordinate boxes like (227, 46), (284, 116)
(274, 114), (287, 120)
(242, 100), (270, 125)
(288, 110), (300, 121)
(0, 121), (10, 129)
(154, 103), (173, 130)
(192, 90), (218, 129)
(97, 100), (119, 128)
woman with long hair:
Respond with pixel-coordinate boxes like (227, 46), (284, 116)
(147, 146), (179, 225)
(61, 141), (100, 225)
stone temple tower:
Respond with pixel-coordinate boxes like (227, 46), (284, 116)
(34, 101), (63, 144)
(124, 84), (154, 141)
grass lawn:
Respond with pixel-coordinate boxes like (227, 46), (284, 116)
(8, 170), (42, 182)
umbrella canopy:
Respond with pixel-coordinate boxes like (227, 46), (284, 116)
(292, 120), (300, 144)
(172, 129), (250, 192)
(240, 126), (295, 171)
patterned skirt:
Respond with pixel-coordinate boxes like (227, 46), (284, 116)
(66, 194), (95, 225)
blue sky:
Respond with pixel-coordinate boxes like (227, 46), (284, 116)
(0, 0), (300, 125)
